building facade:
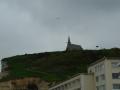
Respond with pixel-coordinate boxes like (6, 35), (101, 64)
(49, 57), (120, 90)
(88, 57), (120, 90)
(49, 74), (95, 90)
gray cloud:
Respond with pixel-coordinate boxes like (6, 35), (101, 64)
(0, 0), (120, 58)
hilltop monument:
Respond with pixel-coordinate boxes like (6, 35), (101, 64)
(66, 36), (83, 51)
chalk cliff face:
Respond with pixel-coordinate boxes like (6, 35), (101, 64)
(0, 77), (49, 90)
(1, 59), (9, 72)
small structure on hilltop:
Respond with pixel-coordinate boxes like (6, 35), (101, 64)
(66, 36), (83, 51)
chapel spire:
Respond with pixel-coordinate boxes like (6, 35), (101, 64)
(66, 36), (83, 51)
(68, 36), (71, 45)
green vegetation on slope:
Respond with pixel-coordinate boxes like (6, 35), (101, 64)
(1, 48), (120, 82)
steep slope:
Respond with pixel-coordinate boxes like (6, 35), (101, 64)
(1, 48), (120, 82)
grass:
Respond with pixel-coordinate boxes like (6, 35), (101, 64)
(1, 48), (120, 82)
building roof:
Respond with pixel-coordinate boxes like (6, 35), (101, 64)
(66, 37), (83, 51)
(89, 57), (120, 67)
(49, 73), (93, 88)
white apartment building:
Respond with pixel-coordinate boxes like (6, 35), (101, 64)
(88, 57), (120, 90)
(49, 74), (95, 90)
(49, 57), (120, 90)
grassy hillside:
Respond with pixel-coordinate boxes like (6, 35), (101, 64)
(1, 48), (120, 82)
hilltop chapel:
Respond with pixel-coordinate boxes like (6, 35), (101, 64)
(66, 37), (83, 51)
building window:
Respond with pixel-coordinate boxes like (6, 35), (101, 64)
(57, 87), (60, 90)
(96, 76), (99, 82)
(72, 80), (76, 86)
(76, 79), (80, 83)
(112, 73), (120, 79)
(100, 64), (104, 72)
(112, 62), (117, 67)
(68, 83), (71, 88)
(76, 88), (81, 90)
(100, 74), (105, 80)
(112, 62), (119, 68)
(96, 85), (105, 90)
(113, 84), (120, 89)
(95, 66), (97, 72)
(100, 85), (105, 90)
(75, 79), (80, 86)
(95, 64), (104, 73)
(65, 84), (68, 89)
(61, 85), (64, 90)
(89, 69), (92, 73)
(96, 86), (99, 90)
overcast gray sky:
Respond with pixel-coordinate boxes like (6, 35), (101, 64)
(0, 0), (120, 58)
